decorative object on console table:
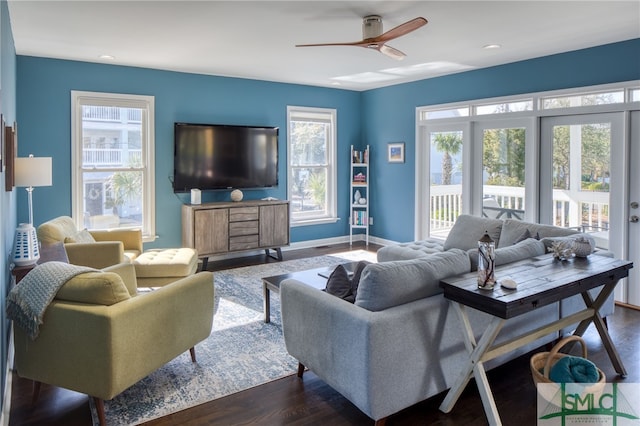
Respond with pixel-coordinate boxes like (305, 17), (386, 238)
(12, 155), (53, 266)
(230, 189), (243, 202)
(387, 142), (405, 163)
(477, 231), (496, 290)
(350, 145), (369, 246)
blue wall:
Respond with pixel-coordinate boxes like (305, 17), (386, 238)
(1, 0), (17, 412)
(16, 58), (362, 247)
(362, 39), (640, 242)
(15, 39), (640, 248)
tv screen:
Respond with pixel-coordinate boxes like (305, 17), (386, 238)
(173, 123), (279, 192)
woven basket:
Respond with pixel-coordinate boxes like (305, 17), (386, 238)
(530, 335), (605, 404)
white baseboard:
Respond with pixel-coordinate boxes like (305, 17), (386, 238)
(199, 234), (393, 264)
(0, 329), (14, 426)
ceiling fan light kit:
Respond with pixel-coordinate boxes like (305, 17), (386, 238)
(296, 15), (428, 60)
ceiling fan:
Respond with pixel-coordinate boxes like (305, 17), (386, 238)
(296, 15), (428, 60)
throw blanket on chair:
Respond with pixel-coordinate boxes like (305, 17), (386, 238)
(7, 261), (97, 339)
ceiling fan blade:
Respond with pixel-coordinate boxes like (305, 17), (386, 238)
(373, 17), (427, 43)
(296, 41), (367, 48)
(379, 44), (406, 60)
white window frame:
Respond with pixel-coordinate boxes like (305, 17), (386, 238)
(415, 80), (639, 237)
(71, 90), (155, 241)
(286, 106), (338, 226)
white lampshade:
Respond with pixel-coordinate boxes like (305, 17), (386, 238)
(15, 156), (53, 188)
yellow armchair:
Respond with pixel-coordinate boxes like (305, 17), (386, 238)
(12, 263), (214, 425)
(37, 216), (143, 269)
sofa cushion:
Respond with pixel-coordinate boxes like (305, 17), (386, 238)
(355, 249), (470, 312)
(376, 238), (444, 262)
(64, 229), (96, 244)
(468, 238), (546, 271)
(499, 219), (578, 248)
(56, 271), (131, 305)
(443, 215), (503, 251)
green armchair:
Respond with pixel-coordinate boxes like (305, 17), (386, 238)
(12, 263), (214, 425)
(37, 216), (143, 269)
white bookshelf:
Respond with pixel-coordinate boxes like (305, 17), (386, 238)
(350, 145), (369, 246)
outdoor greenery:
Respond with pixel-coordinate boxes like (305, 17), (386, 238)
(553, 123), (611, 192)
(433, 132), (462, 185)
(483, 128), (526, 187)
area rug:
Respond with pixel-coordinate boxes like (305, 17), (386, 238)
(90, 250), (376, 425)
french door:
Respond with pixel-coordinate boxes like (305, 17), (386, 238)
(541, 112), (638, 306)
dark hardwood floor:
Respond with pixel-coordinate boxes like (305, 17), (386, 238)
(9, 242), (640, 426)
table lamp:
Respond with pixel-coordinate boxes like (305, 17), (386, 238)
(12, 155), (53, 266)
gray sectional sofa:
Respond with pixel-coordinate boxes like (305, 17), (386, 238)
(280, 215), (613, 425)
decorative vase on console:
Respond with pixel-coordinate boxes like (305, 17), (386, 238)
(230, 189), (243, 202)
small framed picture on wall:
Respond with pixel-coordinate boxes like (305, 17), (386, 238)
(387, 142), (405, 163)
(5, 122), (16, 191)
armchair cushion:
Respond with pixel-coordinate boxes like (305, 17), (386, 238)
(354, 249), (470, 312)
(56, 271), (131, 306)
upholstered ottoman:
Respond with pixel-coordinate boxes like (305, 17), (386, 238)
(133, 248), (198, 287)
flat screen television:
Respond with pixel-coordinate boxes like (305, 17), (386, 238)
(173, 122), (279, 192)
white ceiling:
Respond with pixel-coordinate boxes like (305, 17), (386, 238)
(8, 1), (640, 91)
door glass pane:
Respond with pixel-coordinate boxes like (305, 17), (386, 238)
(482, 128), (526, 220)
(429, 130), (463, 238)
(552, 122), (610, 247)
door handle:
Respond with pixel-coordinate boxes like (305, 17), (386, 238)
(630, 215), (639, 223)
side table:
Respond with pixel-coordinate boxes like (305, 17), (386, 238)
(11, 242), (69, 284)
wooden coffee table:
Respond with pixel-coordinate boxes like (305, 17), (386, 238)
(438, 253), (633, 425)
(262, 262), (360, 323)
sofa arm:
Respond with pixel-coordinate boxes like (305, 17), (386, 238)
(91, 229), (143, 252)
(13, 271), (214, 401)
(64, 241), (125, 269)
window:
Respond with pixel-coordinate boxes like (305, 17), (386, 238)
(287, 106), (337, 225)
(71, 91), (155, 241)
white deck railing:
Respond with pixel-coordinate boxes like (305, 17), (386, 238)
(83, 149), (142, 167)
(429, 184), (609, 241)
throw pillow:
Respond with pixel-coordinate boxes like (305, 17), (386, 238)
(513, 229), (531, 244)
(324, 264), (354, 302)
(324, 261), (372, 303)
(64, 229), (96, 244)
(443, 215), (503, 251)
